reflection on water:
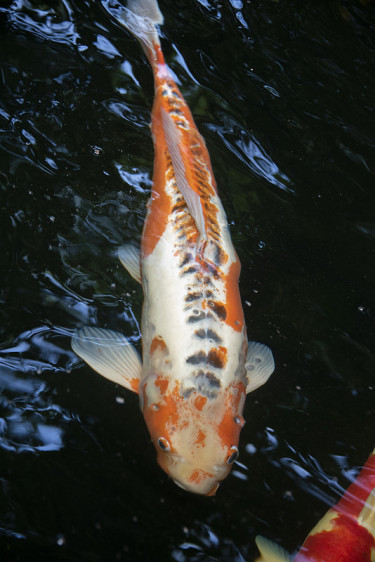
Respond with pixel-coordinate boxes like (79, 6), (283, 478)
(1, 0), (375, 559)
(0, 326), (77, 454)
(209, 119), (294, 194)
(172, 521), (247, 562)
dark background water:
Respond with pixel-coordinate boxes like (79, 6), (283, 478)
(1, 0), (375, 560)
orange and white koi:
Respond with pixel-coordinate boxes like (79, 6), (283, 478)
(72, 0), (274, 495)
(255, 449), (375, 561)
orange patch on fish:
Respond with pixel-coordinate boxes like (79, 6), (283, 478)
(224, 257), (244, 332)
(194, 395), (207, 411)
(129, 378), (140, 393)
(217, 381), (246, 446)
(143, 383), (181, 449)
(155, 375), (169, 394)
(150, 335), (167, 355)
(182, 129), (218, 198)
(194, 429), (206, 446)
(189, 469), (213, 484)
(207, 346), (228, 369)
(142, 106), (173, 258)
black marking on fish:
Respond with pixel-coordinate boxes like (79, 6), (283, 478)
(187, 310), (207, 323)
(172, 201), (187, 214)
(182, 265), (198, 276)
(208, 301), (227, 321)
(194, 328), (222, 344)
(186, 351), (207, 365)
(181, 387), (195, 399)
(186, 349), (225, 370)
(195, 370), (221, 389)
(175, 121), (188, 129)
(179, 253), (193, 268)
(182, 370), (222, 399)
(204, 262), (221, 279)
(207, 349), (225, 369)
(185, 292), (201, 302)
(167, 99), (182, 111)
(214, 243), (226, 267)
(193, 164), (206, 177)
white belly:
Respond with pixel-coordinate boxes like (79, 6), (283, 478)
(141, 213), (247, 398)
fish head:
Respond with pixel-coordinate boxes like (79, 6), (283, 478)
(142, 373), (246, 495)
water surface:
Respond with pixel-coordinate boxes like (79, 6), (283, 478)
(1, 0), (375, 560)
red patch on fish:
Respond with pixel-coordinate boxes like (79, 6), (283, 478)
(297, 513), (375, 562)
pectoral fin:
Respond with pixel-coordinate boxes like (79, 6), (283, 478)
(72, 327), (142, 393)
(245, 342), (275, 394)
(161, 107), (206, 241)
(255, 536), (291, 562)
(118, 244), (141, 284)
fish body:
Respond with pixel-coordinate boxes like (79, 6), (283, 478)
(72, 0), (274, 495)
(256, 449), (375, 561)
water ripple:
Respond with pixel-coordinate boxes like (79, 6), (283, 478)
(209, 118), (294, 194)
(5, 0), (79, 46)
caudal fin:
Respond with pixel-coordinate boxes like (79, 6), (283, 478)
(121, 0), (163, 61)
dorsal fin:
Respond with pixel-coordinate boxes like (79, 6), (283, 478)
(161, 107), (207, 243)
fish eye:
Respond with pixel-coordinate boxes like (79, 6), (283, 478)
(227, 446), (239, 464)
(157, 437), (170, 451)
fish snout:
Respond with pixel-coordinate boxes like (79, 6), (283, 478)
(172, 477), (220, 496)
(160, 457), (229, 495)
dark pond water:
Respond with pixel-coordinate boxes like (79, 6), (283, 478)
(1, 0), (375, 560)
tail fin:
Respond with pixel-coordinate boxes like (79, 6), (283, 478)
(121, 0), (164, 62)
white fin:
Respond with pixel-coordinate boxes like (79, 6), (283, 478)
(161, 107), (207, 242)
(72, 327), (142, 394)
(121, 0), (163, 58)
(118, 244), (141, 284)
(255, 536), (291, 562)
(358, 487), (375, 536)
(245, 341), (275, 394)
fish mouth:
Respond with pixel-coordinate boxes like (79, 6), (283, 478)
(172, 478), (220, 496)
(172, 478), (190, 491)
(206, 483), (220, 496)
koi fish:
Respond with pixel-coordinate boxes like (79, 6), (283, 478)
(72, 0), (275, 495)
(255, 449), (375, 561)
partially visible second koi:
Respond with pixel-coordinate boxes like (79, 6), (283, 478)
(256, 449), (375, 561)
(72, 0), (275, 495)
